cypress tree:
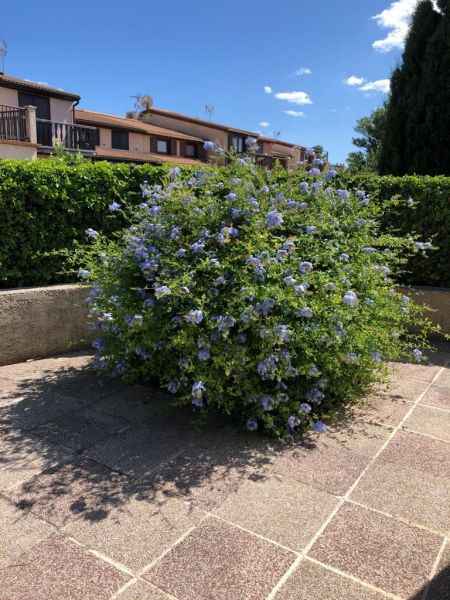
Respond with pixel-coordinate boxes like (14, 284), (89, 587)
(379, 0), (441, 174)
(417, 1), (450, 174)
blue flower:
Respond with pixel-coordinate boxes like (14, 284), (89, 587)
(86, 228), (98, 239)
(225, 192), (237, 201)
(78, 269), (90, 279)
(168, 380), (179, 394)
(300, 402), (312, 414)
(186, 309), (203, 325)
(257, 355), (278, 380)
(372, 351), (382, 362)
(306, 226), (316, 235)
(298, 307), (313, 318)
(177, 248), (187, 257)
(299, 182), (309, 192)
(299, 261), (313, 274)
(309, 168), (321, 176)
(363, 247), (375, 254)
(267, 210), (283, 229)
(343, 291), (358, 307)
(337, 189), (350, 200)
(191, 240), (205, 253)
(412, 348), (423, 360)
(339, 253), (350, 262)
(203, 141), (216, 151)
(198, 348), (210, 361)
(92, 338), (106, 352)
(246, 417), (258, 431)
(169, 167), (181, 178)
(307, 387), (325, 403)
(108, 201), (121, 212)
(192, 381), (206, 406)
(313, 420), (327, 434)
(287, 415), (299, 430)
(154, 285), (172, 299)
(323, 169), (337, 179)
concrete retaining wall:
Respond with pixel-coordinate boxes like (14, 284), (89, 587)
(0, 284), (448, 367)
(0, 284), (92, 366)
(401, 286), (450, 337)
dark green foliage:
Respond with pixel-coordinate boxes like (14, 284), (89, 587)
(379, 1), (448, 175)
(336, 172), (450, 287)
(0, 159), (168, 288)
(347, 105), (386, 173)
(0, 159), (449, 289)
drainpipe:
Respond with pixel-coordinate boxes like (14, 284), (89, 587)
(72, 99), (79, 124)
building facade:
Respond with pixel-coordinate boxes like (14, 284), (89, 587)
(0, 73), (306, 168)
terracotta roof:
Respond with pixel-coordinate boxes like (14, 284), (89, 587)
(75, 109), (204, 142)
(93, 146), (206, 166)
(143, 107), (258, 136)
(0, 73), (80, 101)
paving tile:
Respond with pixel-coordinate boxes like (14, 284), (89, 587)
(0, 426), (74, 491)
(383, 377), (430, 401)
(324, 419), (392, 457)
(116, 581), (172, 599)
(309, 503), (443, 597)
(379, 430), (450, 479)
(427, 541), (450, 600)
(215, 476), (339, 551)
(85, 423), (191, 479)
(0, 497), (55, 567)
(274, 558), (390, 600)
(272, 439), (369, 496)
(388, 362), (441, 383)
(145, 517), (295, 600)
(6, 457), (130, 527)
(33, 406), (130, 452)
(351, 393), (413, 427)
(435, 367), (450, 389)
(404, 404), (450, 442)
(93, 385), (169, 423)
(136, 430), (276, 511)
(0, 537), (129, 600)
(350, 460), (450, 532)
(63, 494), (204, 571)
(421, 384), (450, 410)
(0, 391), (92, 430)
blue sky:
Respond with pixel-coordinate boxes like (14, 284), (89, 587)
(0, 0), (420, 162)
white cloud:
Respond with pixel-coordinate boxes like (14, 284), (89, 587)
(284, 110), (306, 117)
(345, 75), (366, 87)
(273, 91), (312, 105)
(359, 79), (391, 93)
(293, 67), (312, 76)
(264, 85), (273, 94)
(371, 0), (437, 52)
(258, 121), (270, 127)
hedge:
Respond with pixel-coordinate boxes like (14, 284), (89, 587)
(0, 159), (449, 288)
(0, 160), (168, 288)
(335, 173), (450, 287)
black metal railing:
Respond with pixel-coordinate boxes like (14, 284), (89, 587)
(0, 105), (28, 142)
(254, 154), (288, 169)
(37, 119), (98, 151)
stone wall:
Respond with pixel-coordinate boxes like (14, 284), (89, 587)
(0, 284), (92, 366)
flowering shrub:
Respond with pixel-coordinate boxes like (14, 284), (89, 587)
(79, 143), (435, 437)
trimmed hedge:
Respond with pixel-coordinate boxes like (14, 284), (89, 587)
(0, 160), (168, 288)
(0, 160), (449, 288)
(335, 173), (450, 287)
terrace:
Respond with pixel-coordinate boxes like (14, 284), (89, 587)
(0, 345), (448, 599)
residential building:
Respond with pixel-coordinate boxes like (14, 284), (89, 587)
(0, 74), (97, 159)
(0, 73), (307, 168)
(74, 109), (207, 166)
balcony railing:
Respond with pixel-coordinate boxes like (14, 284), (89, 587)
(0, 104), (28, 142)
(254, 154), (288, 169)
(36, 119), (98, 152)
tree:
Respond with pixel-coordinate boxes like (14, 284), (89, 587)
(379, 0), (443, 174)
(346, 106), (386, 172)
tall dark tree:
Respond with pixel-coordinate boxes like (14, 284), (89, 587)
(379, 0), (441, 174)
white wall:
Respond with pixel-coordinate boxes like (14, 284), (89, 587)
(49, 98), (74, 123)
(0, 141), (37, 159)
(0, 86), (19, 106)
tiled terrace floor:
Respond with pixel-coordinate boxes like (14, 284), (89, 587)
(0, 345), (449, 600)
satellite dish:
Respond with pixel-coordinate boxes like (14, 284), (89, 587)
(140, 95), (153, 111)
(0, 40), (7, 73)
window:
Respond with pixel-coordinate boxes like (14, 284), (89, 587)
(185, 143), (197, 158)
(230, 135), (245, 153)
(111, 129), (129, 150)
(157, 139), (169, 154)
(18, 92), (50, 120)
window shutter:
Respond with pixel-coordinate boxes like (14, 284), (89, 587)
(150, 136), (157, 153)
(179, 140), (186, 156)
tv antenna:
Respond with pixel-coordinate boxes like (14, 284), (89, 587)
(273, 130), (281, 139)
(0, 41), (7, 74)
(205, 105), (214, 121)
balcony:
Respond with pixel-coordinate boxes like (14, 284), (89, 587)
(0, 105), (28, 142)
(36, 119), (98, 154)
(254, 154), (288, 169)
